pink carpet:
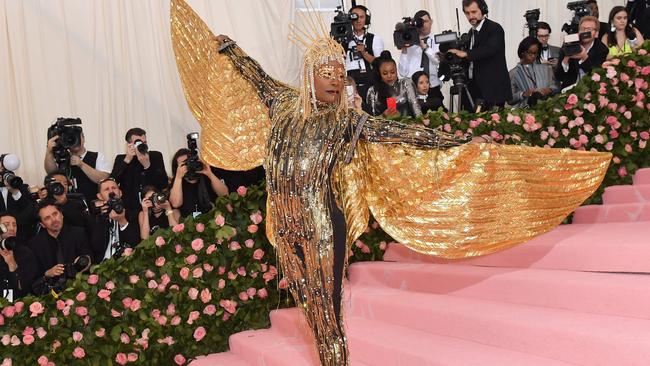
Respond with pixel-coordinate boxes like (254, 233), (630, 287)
(191, 168), (650, 365)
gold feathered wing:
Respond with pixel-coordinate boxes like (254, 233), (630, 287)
(171, 0), (276, 171)
(353, 142), (611, 259)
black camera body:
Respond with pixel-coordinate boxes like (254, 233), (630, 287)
(0, 223), (16, 251)
(44, 176), (66, 197)
(47, 118), (83, 172)
(393, 17), (423, 49)
(0, 171), (23, 190)
(106, 193), (125, 215)
(185, 132), (204, 180)
(330, 6), (359, 50)
(435, 31), (471, 83)
(133, 139), (148, 154)
(32, 255), (91, 295)
(562, 0), (593, 35)
(562, 31), (593, 56)
(525, 8), (541, 37)
(150, 192), (168, 206)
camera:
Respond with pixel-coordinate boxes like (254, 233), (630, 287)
(0, 223), (16, 251)
(562, 31), (593, 56)
(0, 171), (23, 190)
(106, 193), (125, 215)
(562, 0), (593, 34)
(525, 9), (541, 37)
(47, 118), (83, 173)
(133, 139), (148, 154)
(150, 192), (168, 206)
(185, 132), (204, 180)
(330, 6), (359, 50)
(393, 17), (423, 49)
(32, 255), (91, 295)
(44, 176), (66, 197)
(435, 31), (471, 83)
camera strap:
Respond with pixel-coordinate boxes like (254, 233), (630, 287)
(521, 65), (538, 89)
(420, 36), (430, 76)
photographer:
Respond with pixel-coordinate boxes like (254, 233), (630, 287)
(0, 154), (37, 241)
(89, 178), (140, 263)
(169, 147), (228, 218)
(537, 22), (561, 66)
(398, 10), (444, 100)
(0, 213), (37, 299)
(509, 37), (559, 108)
(555, 16), (608, 90)
(344, 5), (384, 101)
(44, 121), (110, 204)
(28, 201), (92, 295)
(447, 0), (512, 110)
(39, 172), (90, 232)
(138, 186), (179, 240)
(111, 128), (168, 211)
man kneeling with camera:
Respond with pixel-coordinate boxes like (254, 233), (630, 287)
(29, 201), (92, 296)
(89, 178), (140, 263)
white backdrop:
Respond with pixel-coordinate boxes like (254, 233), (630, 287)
(1, 0), (623, 184)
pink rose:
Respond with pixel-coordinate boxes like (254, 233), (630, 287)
(258, 288), (268, 299)
(247, 287), (257, 298)
(200, 288), (212, 303)
(95, 328), (106, 337)
(105, 281), (115, 290)
(155, 236), (166, 247)
(578, 135), (589, 145)
(469, 119), (479, 128)
(559, 116), (568, 125)
(203, 263), (214, 272)
(76, 292), (87, 302)
(166, 303), (176, 316)
(1, 335), (9, 346)
(218, 266), (226, 275)
(236, 186), (247, 196)
(618, 166), (628, 177)
(624, 111), (632, 120)
(36, 327), (47, 339)
(192, 267), (204, 278)
(229, 241), (241, 251)
(147, 280), (158, 289)
(206, 244), (217, 254)
(130, 300), (141, 312)
(620, 72), (630, 82)
(605, 142), (614, 151)
(247, 224), (258, 234)
(120, 333), (130, 344)
(73, 331), (83, 342)
(243, 239), (255, 248)
(567, 93), (578, 105)
(87, 274), (99, 285)
(158, 336), (175, 346)
(157, 315), (168, 326)
(219, 300), (237, 314)
(37, 356), (48, 366)
(253, 249), (265, 260)
(115, 353), (128, 365)
(249, 211), (263, 225)
(279, 278), (289, 289)
(187, 311), (200, 324)
(185, 254), (197, 265)
(172, 223), (185, 233)
(583, 124), (593, 133)
(175, 244), (182, 254)
(122, 247), (133, 257)
(379, 242), (388, 251)
(22, 335), (34, 345)
(155, 256), (166, 267)
(145, 270), (155, 279)
(218, 279), (226, 289)
(239, 292), (249, 301)
(540, 131), (549, 140)
(29, 302), (44, 317)
(203, 304), (217, 315)
(640, 131), (649, 140)
(237, 266), (247, 277)
(595, 135), (605, 144)
(111, 308), (122, 317)
(188, 288), (199, 300)
(640, 140), (647, 149)
(171, 316), (181, 326)
(195, 223), (205, 232)
(128, 353), (138, 362)
(174, 354), (186, 365)
(1, 306), (15, 318)
(591, 73), (601, 82)
(179, 267), (190, 280)
(625, 144), (633, 153)
(75, 306), (88, 317)
(641, 65), (650, 75)
(161, 274), (171, 286)
(214, 215), (225, 227)
(191, 238), (204, 251)
(610, 129), (619, 139)
(72, 347), (85, 359)
(98, 289), (111, 301)
(193, 326), (207, 341)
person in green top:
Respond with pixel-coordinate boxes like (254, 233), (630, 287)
(602, 6), (645, 58)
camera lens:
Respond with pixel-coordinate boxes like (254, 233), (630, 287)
(0, 237), (16, 251)
(49, 182), (65, 196)
(134, 140), (148, 154)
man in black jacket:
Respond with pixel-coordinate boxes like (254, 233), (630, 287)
(89, 178), (140, 264)
(110, 128), (168, 210)
(0, 155), (37, 241)
(448, 0), (512, 110)
(555, 16), (608, 90)
(28, 202), (92, 295)
(0, 213), (37, 299)
(41, 172), (90, 233)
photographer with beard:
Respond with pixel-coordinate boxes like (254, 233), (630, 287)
(89, 178), (140, 263)
(344, 5), (384, 102)
(39, 172), (90, 232)
(138, 186), (180, 240)
(28, 202), (92, 295)
(169, 148), (228, 218)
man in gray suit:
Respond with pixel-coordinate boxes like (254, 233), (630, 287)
(536, 22), (560, 67)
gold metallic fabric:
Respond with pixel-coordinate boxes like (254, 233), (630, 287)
(363, 143), (611, 259)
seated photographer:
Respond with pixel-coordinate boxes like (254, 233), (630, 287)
(509, 37), (559, 108)
(345, 5), (384, 102)
(169, 148), (228, 218)
(411, 71), (445, 114)
(397, 10), (444, 101)
(111, 128), (168, 211)
(602, 6), (645, 58)
(0, 213), (37, 299)
(555, 16), (608, 90)
(39, 172), (90, 232)
(28, 201), (92, 295)
(89, 178), (141, 264)
(0, 154), (37, 241)
(44, 123), (110, 204)
(138, 186), (180, 240)
(537, 22), (561, 67)
(366, 51), (422, 118)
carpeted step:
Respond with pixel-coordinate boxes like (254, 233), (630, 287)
(632, 168), (650, 185)
(349, 262), (650, 319)
(350, 285), (650, 366)
(383, 222), (650, 273)
(190, 353), (253, 366)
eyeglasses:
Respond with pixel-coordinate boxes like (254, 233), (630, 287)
(526, 50), (539, 55)
(580, 27), (596, 32)
(537, 34), (550, 39)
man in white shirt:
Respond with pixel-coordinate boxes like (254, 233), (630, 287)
(345, 5), (384, 101)
(398, 10), (443, 97)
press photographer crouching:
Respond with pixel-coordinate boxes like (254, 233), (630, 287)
(29, 201), (92, 296)
(138, 186), (180, 240)
(44, 118), (111, 204)
(169, 133), (228, 218)
(39, 172), (90, 232)
(89, 178), (140, 264)
(0, 213), (37, 300)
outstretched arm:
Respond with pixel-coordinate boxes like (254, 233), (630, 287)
(215, 35), (290, 109)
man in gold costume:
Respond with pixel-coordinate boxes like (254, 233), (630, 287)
(170, 1), (611, 365)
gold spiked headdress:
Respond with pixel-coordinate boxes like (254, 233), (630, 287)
(288, 4), (348, 119)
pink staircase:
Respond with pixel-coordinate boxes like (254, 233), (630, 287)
(191, 168), (650, 366)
